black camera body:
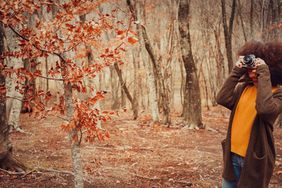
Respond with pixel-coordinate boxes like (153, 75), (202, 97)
(242, 54), (256, 69)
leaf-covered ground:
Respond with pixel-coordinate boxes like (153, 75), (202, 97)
(1, 106), (282, 187)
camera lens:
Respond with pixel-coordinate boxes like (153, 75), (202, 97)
(243, 54), (256, 68)
(243, 55), (253, 65)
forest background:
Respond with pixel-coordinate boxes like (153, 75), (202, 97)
(0, 0), (282, 187)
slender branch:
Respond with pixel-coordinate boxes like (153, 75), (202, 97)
(47, 113), (69, 121)
(228, 0), (236, 38)
(114, 42), (125, 51)
(6, 25), (67, 63)
(134, 173), (161, 180)
(78, 128), (83, 145)
(0, 168), (25, 175)
(8, 25), (49, 53)
(35, 167), (74, 175)
(37, 75), (64, 81)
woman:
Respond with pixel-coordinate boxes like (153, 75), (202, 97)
(217, 41), (282, 188)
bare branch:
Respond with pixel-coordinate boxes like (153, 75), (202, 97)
(37, 75), (64, 81)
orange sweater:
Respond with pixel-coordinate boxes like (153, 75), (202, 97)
(231, 86), (277, 157)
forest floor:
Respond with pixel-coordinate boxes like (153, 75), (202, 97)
(1, 106), (282, 188)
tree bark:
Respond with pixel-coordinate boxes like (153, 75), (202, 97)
(114, 62), (138, 119)
(0, 23), (25, 172)
(60, 57), (84, 188)
(132, 54), (139, 120)
(59, 12), (83, 188)
(213, 27), (225, 89)
(237, 0), (247, 42)
(0, 22), (10, 168)
(127, 0), (160, 123)
(110, 66), (120, 109)
(178, 0), (203, 129)
(279, 112), (282, 128)
(250, 0), (255, 35)
(221, 0), (236, 73)
(5, 27), (24, 131)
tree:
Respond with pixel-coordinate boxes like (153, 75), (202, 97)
(127, 0), (173, 125)
(5, 26), (24, 132)
(221, 0), (236, 73)
(0, 22), (25, 171)
(178, 0), (203, 129)
(127, 0), (160, 123)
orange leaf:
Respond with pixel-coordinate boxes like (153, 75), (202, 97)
(116, 30), (124, 35)
(128, 37), (138, 44)
(105, 131), (110, 138)
(33, 70), (42, 77)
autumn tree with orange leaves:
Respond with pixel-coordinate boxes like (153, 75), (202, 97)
(0, 0), (137, 187)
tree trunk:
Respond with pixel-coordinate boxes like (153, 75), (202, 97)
(279, 113), (282, 128)
(127, 0), (160, 123)
(213, 28), (225, 89)
(110, 66), (120, 109)
(221, 0), (236, 73)
(140, 25), (170, 124)
(60, 57), (84, 188)
(237, 0), (247, 42)
(250, 0), (255, 35)
(261, 0), (282, 40)
(5, 27), (24, 131)
(0, 23), (25, 171)
(61, 14), (83, 188)
(114, 62), (138, 119)
(145, 55), (160, 123)
(178, 0), (203, 129)
(0, 22), (10, 168)
(132, 54), (139, 120)
(21, 59), (36, 113)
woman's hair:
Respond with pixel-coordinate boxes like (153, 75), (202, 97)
(237, 40), (265, 59)
(237, 40), (282, 86)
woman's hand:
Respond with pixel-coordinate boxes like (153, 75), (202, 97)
(235, 56), (244, 68)
(254, 58), (266, 67)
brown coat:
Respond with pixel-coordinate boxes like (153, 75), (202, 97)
(216, 65), (282, 188)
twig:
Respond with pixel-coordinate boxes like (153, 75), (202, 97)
(0, 167), (73, 177)
(9, 127), (32, 135)
(0, 168), (26, 175)
(47, 113), (69, 121)
(175, 180), (193, 186)
(6, 25), (68, 65)
(35, 167), (74, 175)
(134, 173), (161, 181)
(37, 75), (64, 81)
(21, 169), (38, 178)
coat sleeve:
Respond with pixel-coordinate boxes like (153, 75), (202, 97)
(216, 66), (246, 110)
(256, 65), (282, 118)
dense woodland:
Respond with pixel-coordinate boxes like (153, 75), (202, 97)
(0, 0), (282, 187)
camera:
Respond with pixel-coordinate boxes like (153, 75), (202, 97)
(242, 54), (256, 69)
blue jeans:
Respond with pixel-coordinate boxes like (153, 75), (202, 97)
(222, 153), (245, 188)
